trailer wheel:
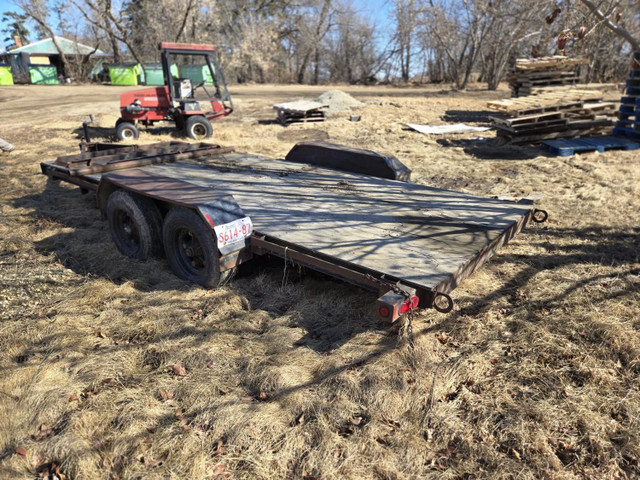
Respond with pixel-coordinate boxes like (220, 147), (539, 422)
(163, 208), (231, 287)
(116, 122), (139, 141)
(185, 115), (212, 140)
(107, 190), (163, 260)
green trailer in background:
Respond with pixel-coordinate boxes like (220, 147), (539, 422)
(29, 65), (59, 84)
(179, 64), (214, 85)
(143, 63), (179, 86)
(0, 65), (14, 85)
(108, 63), (141, 86)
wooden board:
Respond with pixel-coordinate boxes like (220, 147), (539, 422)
(84, 153), (533, 292)
(272, 100), (327, 114)
(514, 56), (588, 71)
(488, 90), (603, 113)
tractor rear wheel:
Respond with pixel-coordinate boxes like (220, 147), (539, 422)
(185, 115), (213, 141)
(163, 208), (233, 287)
(116, 121), (139, 141)
(107, 190), (163, 260)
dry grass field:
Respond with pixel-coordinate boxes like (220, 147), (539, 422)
(0, 82), (639, 480)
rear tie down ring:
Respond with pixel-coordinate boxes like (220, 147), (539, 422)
(532, 209), (548, 223)
(432, 291), (454, 313)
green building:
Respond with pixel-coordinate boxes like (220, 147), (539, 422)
(4, 36), (109, 84)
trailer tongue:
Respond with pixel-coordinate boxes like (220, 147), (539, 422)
(41, 141), (546, 322)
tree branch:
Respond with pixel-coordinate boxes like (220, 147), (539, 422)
(578, 0), (640, 51)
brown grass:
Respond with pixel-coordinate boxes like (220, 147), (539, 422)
(1, 83), (639, 479)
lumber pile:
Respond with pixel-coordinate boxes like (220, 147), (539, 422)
(273, 100), (327, 126)
(508, 56), (588, 97)
(487, 89), (617, 144)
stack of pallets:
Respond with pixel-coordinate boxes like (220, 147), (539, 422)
(613, 67), (640, 141)
(488, 89), (617, 144)
(508, 56), (588, 97)
(273, 100), (327, 126)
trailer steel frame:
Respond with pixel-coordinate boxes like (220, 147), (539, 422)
(41, 141), (547, 322)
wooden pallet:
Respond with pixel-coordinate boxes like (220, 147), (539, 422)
(509, 57), (588, 97)
(273, 100), (327, 126)
(488, 90), (603, 113)
(541, 136), (639, 156)
(514, 56), (588, 71)
(277, 111), (325, 126)
(497, 123), (614, 144)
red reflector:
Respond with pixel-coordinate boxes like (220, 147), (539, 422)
(399, 296), (419, 314)
(379, 306), (391, 318)
(204, 213), (216, 227)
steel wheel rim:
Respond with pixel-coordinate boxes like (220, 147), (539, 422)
(114, 209), (139, 251)
(123, 128), (134, 140)
(191, 123), (207, 140)
(176, 227), (206, 272)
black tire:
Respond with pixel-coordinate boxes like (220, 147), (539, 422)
(116, 121), (139, 141)
(185, 115), (213, 140)
(174, 114), (185, 132)
(107, 190), (163, 260)
(163, 208), (233, 288)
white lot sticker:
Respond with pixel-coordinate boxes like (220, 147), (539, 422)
(213, 216), (253, 255)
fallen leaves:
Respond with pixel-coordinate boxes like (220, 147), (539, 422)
(338, 414), (370, 437)
(213, 439), (228, 457)
(36, 462), (67, 480)
(171, 363), (187, 376)
(32, 423), (54, 442)
(211, 463), (226, 477)
(159, 389), (175, 402)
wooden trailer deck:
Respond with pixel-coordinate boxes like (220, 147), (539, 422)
(41, 142), (545, 320)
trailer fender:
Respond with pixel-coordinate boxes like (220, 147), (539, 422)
(96, 169), (253, 258)
(285, 141), (412, 182)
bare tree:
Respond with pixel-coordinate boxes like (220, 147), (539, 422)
(15, 0), (72, 76)
(392, 0), (418, 82)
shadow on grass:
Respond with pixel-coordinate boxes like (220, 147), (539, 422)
(7, 178), (640, 478)
(14, 174), (640, 360)
(440, 109), (495, 124)
(436, 137), (549, 160)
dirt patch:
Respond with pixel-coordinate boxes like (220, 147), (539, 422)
(0, 82), (638, 480)
(276, 128), (330, 143)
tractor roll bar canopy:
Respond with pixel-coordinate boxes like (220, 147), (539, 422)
(159, 42), (232, 111)
(159, 42), (216, 53)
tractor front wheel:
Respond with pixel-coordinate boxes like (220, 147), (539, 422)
(185, 115), (213, 141)
(116, 121), (139, 141)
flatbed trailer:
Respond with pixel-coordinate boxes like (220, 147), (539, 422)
(41, 141), (547, 322)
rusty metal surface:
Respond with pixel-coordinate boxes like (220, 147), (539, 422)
(251, 235), (401, 294)
(54, 142), (234, 176)
(97, 169), (231, 207)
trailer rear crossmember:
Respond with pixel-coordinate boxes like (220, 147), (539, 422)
(41, 141), (547, 322)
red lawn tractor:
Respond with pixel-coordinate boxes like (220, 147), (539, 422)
(116, 42), (233, 141)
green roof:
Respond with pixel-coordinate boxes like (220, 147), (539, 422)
(8, 36), (109, 57)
